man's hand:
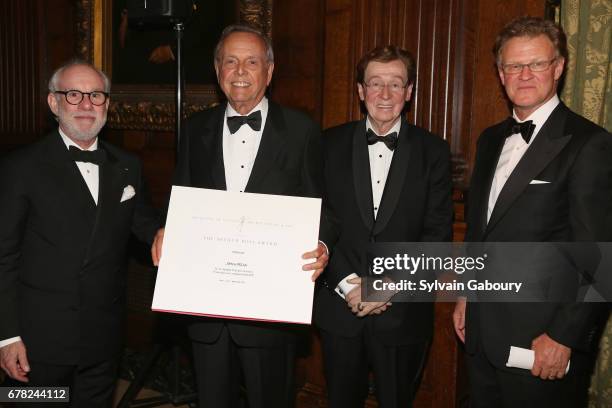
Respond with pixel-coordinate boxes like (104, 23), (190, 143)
(151, 228), (165, 266)
(0, 341), (30, 382)
(345, 277), (392, 317)
(302, 242), (329, 281)
(531, 333), (571, 380)
(453, 297), (467, 343)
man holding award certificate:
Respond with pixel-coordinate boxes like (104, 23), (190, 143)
(151, 25), (328, 408)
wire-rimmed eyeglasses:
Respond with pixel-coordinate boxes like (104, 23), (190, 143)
(500, 58), (557, 74)
(363, 80), (409, 94)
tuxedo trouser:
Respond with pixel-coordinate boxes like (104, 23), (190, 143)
(191, 325), (295, 408)
(466, 345), (591, 408)
(319, 327), (429, 408)
(4, 358), (118, 408)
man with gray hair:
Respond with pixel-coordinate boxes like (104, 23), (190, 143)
(151, 24), (329, 408)
(0, 60), (160, 406)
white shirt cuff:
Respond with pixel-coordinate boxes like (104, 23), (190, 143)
(335, 273), (359, 299)
(319, 240), (329, 255)
(0, 336), (21, 348)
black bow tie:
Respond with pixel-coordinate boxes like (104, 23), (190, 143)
(227, 110), (262, 134)
(366, 129), (398, 150)
(68, 145), (106, 164)
(508, 118), (535, 144)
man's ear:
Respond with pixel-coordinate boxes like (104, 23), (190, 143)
(553, 57), (565, 81)
(404, 84), (414, 102)
(497, 66), (506, 87)
(266, 62), (275, 86)
(357, 83), (365, 101)
(47, 93), (59, 116)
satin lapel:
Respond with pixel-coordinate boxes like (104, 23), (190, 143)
(372, 121), (412, 236)
(245, 102), (286, 192)
(472, 128), (507, 239)
(206, 103), (227, 189)
(42, 132), (97, 218)
(486, 105), (571, 235)
(84, 145), (126, 260)
(352, 120), (375, 233)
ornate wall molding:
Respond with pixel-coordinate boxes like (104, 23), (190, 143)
(240, 0), (273, 38)
(75, 0), (94, 61)
(105, 85), (220, 131)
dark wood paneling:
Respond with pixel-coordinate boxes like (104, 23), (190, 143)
(0, 0), (78, 154)
(43, 0), (77, 87)
(322, 0), (356, 128)
(0, 0), (44, 150)
(271, 0), (325, 122)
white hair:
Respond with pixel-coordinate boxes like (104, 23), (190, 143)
(48, 59), (111, 93)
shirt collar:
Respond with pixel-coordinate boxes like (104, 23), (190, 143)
(512, 94), (560, 141)
(226, 97), (268, 118)
(58, 127), (98, 151)
(365, 116), (401, 136)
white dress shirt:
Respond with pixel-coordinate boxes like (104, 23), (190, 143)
(367, 117), (399, 219)
(487, 95), (560, 222)
(223, 98), (268, 193)
(60, 129), (100, 204)
(0, 129), (101, 349)
(336, 117), (401, 298)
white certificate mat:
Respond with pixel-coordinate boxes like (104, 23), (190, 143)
(152, 186), (321, 324)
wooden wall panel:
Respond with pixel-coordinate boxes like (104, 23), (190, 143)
(0, 0), (44, 151)
(322, 0), (356, 128)
(271, 0), (325, 122)
(0, 0), (78, 154)
(44, 0), (78, 85)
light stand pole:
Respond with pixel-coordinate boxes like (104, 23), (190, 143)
(174, 22), (184, 152)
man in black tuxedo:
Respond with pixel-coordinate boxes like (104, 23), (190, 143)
(314, 45), (453, 408)
(0, 61), (160, 406)
(452, 17), (611, 408)
(151, 25), (328, 408)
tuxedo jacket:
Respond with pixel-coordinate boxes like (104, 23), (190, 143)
(0, 131), (160, 365)
(465, 103), (612, 369)
(174, 101), (324, 347)
(313, 119), (453, 344)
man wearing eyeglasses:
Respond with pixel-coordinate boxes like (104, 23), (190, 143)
(0, 60), (160, 406)
(452, 17), (611, 407)
(314, 45), (453, 407)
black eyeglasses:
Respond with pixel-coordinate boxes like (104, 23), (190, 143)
(54, 90), (109, 106)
